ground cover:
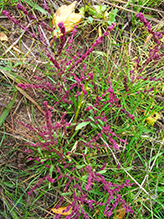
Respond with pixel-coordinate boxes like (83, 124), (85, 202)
(0, 0), (164, 218)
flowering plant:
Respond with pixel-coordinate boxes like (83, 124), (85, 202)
(2, 1), (164, 218)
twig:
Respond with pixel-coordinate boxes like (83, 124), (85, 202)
(2, 22), (31, 56)
(99, 0), (161, 23)
(101, 137), (155, 199)
(100, 0), (164, 15)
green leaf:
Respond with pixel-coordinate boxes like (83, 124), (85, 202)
(49, 165), (54, 176)
(97, 170), (107, 174)
(107, 20), (112, 25)
(88, 16), (93, 24)
(61, 192), (73, 196)
(22, 0), (47, 15)
(98, 119), (104, 126)
(101, 5), (107, 12)
(37, 147), (43, 157)
(87, 6), (97, 17)
(107, 9), (118, 25)
(88, 116), (95, 122)
(112, 9), (118, 15)
(75, 121), (90, 131)
(3, 182), (15, 188)
(79, 7), (85, 17)
(94, 5), (107, 14)
(87, 5), (106, 18)
(93, 51), (107, 57)
(0, 93), (17, 126)
(157, 187), (164, 192)
(90, 123), (97, 129)
(76, 164), (86, 169)
(82, 175), (88, 181)
(88, 189), (103, 195)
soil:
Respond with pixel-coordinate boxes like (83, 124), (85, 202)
(0, 0), (164, 218)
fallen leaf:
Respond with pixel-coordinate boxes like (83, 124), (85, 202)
(146, 112), (161, 126)
(0, 32), (8, 41)
(51, 205), (71, 216)
(114, 205), (126, 219)
(53, 1), (82, 37)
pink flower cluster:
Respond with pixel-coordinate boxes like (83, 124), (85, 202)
(136, 13), (164, 67)
(19, 98), (133, 217)
(67, 23), (116, 72)
(51, 165), (133, 218)
(123, 13), (164, 94)
(3, 2), (136, 217)
(2, 4), (52, 46)
(27, 174), (54, 195)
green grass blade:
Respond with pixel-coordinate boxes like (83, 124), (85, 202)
(0, 92), (17, 126)
(1, 194), (19, 219)
(22, 0), (48, 15)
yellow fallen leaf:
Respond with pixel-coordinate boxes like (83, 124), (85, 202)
(114, 205), (126, 219)
(51, 205), (71, 216)
(53, 1), (77, 25)
(0, 32), (8, 41)
(146, 112), (161, 126)
(53, 1), (82, 37)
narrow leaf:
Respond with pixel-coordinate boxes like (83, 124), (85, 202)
(51, 205), (71, 216)
(23, 0), (47, 15)
(0, 93), (17, 126)
(75, 121), (90, 131)
(16, 86), (44, 114)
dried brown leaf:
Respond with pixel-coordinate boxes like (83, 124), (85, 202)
(114, 205), (126, 219)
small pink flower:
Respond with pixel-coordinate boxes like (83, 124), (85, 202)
(46, 174), (55, 183)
